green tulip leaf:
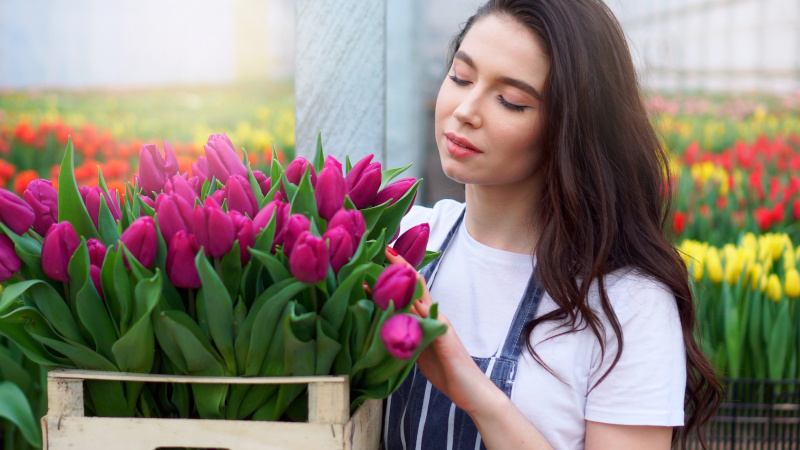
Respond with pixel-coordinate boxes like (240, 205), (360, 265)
(246, 164), (266, 208)
(0, 307), (70, 366)
(379, 162), (413, 189)
(270, 147), (286, 190)
(243, 282), (305, 376)
(313, 131), (325, 173)
(2, 279), (86, 346)
(348, 299), (375, 367)
(100, 248), (122, 326)
(70, 241), (118, 361)
(195, 252), (236, 375)
(153, 223), (184, 312)
(221, 242), (243, 301)
(112, 271), (161, 374)
(323, 265), (369, 330)
(366, 229), (387, 262)
(350, 303), (394, 377)
(0, 345), (33, 391)
(332, 309), (354, 375)
(27, 320), (118, 371)
(58, 137), (101, 240)
(250, 248), (291, 283)
(0, 381), (43, 448)
(337, 233), (368, 284)
(418, 250), (442, 271)
(0, 222), (42, 259)
(119, 242), (154, 282)
(97, 189), (121, 246)
(316, 317), (342, 376)
(253, 213), (277, 254)
(359, 201), (391, 237)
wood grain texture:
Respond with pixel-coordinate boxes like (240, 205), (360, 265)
(48, 368), (347, 385)
(295, 0), (386, 164)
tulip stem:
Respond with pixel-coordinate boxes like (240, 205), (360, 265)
(310, 287), (318, 313)
(188, 290), (197, 321)
(25, 230), (43, 244)
(360, 311), (382, 361)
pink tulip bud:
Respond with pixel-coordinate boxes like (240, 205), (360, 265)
(223, 175), (258, 218)
(0, 188), (35, 235)
(324, 156), (343, 173)
(166, 230), (202, 289)
(393, 223), (429, 268)
(211, 189), (227, 206)
(90, 265), (104, 300)
(191, 156), (209, 179)
(139, 142), (179, 196)
(380, 314), (423, 359)
(253, 199), (290, 249)
(253, 170), (271, 196)
(86, 238), (107, 267)
(285, 157), (318, 187)
(155, 193), (194, 244)
(205, 134), (246, 183)
(163, 174), (199, 205)
(187, 176), (204, 197)
(345, 155), (382, 209)
(42, 221), (80, 282)
(373, 177), (416, 209)
(289, 231), (329, 284)
(315, 162), (346, 221)
(119, 216), (158, 268)
(84, 186), (122, 229)
(283, 214), (311, 257)
(192, 198), (235, 258)
(323, 226), (354, 274)
(326, 209), (366, 243)
(372, 263), (418, 310)
(139, 195), (156, 209)
(0, 234), (22, 282)
(23, 179), (58, 236)
(229, 210), (255, 265)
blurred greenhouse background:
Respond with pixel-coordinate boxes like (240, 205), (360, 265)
(1, 0), (800, 448)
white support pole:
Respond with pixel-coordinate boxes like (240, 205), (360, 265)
(294, 0), (387, 164)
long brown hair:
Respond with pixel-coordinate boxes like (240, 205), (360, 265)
(449, 1), (722, 447)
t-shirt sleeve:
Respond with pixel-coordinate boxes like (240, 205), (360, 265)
(584, 275), (686, 426)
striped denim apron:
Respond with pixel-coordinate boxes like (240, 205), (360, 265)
(383, 211), (543, 450)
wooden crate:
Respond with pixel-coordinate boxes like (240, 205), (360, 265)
(42, 369), (382, 450)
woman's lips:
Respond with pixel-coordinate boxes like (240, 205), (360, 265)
(444, 132), (482, 158)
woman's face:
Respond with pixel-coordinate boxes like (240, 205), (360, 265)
(435, 14), (549, 189)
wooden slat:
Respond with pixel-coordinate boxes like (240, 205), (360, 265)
(44, 416), (346, 450)
(48, 369), (347, 385)
(309, 380), (349, 424)
(47, 378), (83, 418)
(344, 399), (383, 450)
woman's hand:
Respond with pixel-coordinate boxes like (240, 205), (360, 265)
(385, 247), (504, 415)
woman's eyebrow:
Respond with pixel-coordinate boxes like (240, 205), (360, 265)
(454, 50), (542, 101)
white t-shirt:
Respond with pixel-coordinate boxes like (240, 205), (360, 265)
(400, 199), (686, 450)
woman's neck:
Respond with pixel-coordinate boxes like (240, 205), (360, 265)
(464, 182), (541, 255)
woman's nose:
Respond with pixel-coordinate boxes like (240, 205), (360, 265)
(452, 92), (482, 128)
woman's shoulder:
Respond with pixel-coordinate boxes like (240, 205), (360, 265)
(399, 199), (465, 246)
(594, 268), (680, 329)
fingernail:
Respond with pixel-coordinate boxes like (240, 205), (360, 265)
(386, 246), (398, 256)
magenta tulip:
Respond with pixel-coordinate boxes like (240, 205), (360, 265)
(155, 193), (194, 244)
(90, 265), (104, 300)
(0, 188), (34, 235)
(381, 314), (423, 359)
(139, 142), (179, 196)
(324, 156), (343, 173)
(23, 179), (58, 236)
(166, 230), (201, 289)
(0, 234), (21, 282)
(285, 157), (318, 187)
(192, 156), (209, 179)
(163, 174), (199, 205)
(282, 214), (311, 257)
(119, 216), (158, 268)
(253, 170), (271, 196)
(323, 226), (354, 274)
(326, 209), (366, 244)
(373, 177), (416, 208)
(393, 223), (429, 268)
(253, 199), (290, 249)
(42, 222), (80, 282)
(229, 210), (255, 265)
(289, 231), (329, 283)
(84, 187), (122, 229)
(205, 134), (247, 183)
(372, 263), (418, 310)
(315, 162), (346, 221)
(86, 238), (107, 267)
(223, 175), (258, 218)
(139, 195), (156, 209)
(346, 155), (382, 209)
(193, 198), (235, 258)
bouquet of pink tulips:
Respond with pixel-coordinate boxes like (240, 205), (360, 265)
(0, 133), (445, 422)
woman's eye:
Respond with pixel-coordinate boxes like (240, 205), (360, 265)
(449, 74), (470, 86)
(498, 96), (527, 112)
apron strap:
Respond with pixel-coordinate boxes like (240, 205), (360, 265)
(419, 207), (466, 287)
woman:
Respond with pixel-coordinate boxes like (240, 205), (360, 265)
(382, 0), (722, 449)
